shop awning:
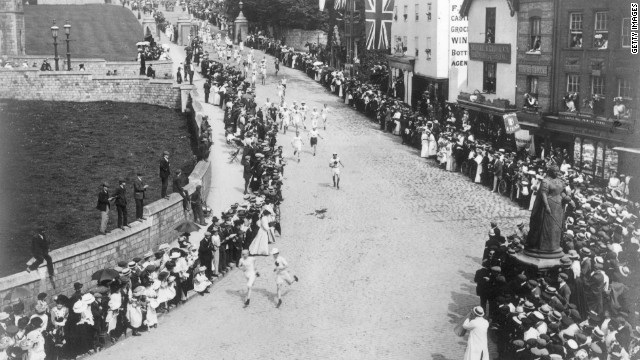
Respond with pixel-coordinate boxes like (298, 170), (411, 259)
(457, 99), (515, 116)
(612, 147), (640, 155)
(386, 55), (415, 72)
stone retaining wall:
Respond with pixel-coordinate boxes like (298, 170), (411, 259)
(0, 158), (211, 310)
(281, 28), (327, 51)
(8, 55), (174, 79)
(0, 68), (180, 108)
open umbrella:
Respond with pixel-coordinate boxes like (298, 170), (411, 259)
(174, 220), (202, 233)
(91, 268), (120, 283)
(3, 287), (31, 302)
(136, 41), (150, 46)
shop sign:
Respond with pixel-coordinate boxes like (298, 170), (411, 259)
(469, 43), (511, 63)
(517, 64), (548, 76)
(504, 113), (521, 134)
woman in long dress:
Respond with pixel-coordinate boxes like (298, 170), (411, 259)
(420, 130), (429, 158)
(474, 150), (484, 183)
(426, 130), (437, 157)
(446, 141), (455, 171)
(249, 208), (275, 256)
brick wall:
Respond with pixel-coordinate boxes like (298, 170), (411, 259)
(0, 68), (180, 108)
(280, 28), (327, 51)
(0, 158), (211, 310)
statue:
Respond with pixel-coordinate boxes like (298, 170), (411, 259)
(525, 165), (573, 259)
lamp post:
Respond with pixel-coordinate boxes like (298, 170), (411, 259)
(51, 20), (59, 71)
(64, 21), (71, 71)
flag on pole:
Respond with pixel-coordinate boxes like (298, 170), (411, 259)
(334, 0), (345, 10)
(365, 0), (394, 50)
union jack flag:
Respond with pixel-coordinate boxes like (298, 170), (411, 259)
(365, 0), (394, 50)
(334, 0), (345, 10)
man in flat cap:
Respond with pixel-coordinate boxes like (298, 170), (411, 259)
(159, 151), (171, 199)
(113, 179), (129, 230)
(97, 182), (114, 235)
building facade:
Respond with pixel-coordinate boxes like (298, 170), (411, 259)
(387, 0), (468, 106)
(456, 0), (519, 149)
(0, 0), (25, 56)
(513, 0), (555, 154)
(543, 0), (640, 189)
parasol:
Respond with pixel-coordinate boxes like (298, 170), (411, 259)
(313, 61), (323, 66)
(174, 220), (202, 233)
(91, 268), (120, 283)
(3, 287), (31, 302)
(136, 41), (150, 46)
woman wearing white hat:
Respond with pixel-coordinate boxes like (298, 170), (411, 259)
(462, 306), (489, 360)
(249, 207), (275, 256)
(271, 248), (298, 308)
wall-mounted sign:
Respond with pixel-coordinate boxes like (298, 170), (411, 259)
(469, 43), (511, 63)
(517, 64), (548, 76)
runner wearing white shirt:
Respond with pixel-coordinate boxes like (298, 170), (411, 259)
(321, 104), (329, 130)
(329, 152), (345, 189)
(291, 131), (304, 162)
(271, 248), (298, 308)
(308, 127), (324, 156)
(238, 250), (259, 307)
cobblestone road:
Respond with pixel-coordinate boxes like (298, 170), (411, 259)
(93, 18), (529, 359)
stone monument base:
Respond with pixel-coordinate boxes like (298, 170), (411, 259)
(510, 251), (565, 270)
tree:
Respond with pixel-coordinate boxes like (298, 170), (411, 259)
(225, 0), (329, 31)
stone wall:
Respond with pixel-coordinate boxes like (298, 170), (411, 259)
(37, 0), (104, 4)
(0, 0), (26, 56)
(0, 158), (211, 310)
(280, 28), (327, 51)
(8, 55), (173, 79)
(0, 68), (180, 108)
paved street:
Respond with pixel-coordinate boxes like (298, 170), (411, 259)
(94, 14), (529, 360)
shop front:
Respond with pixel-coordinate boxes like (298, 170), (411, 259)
(412, 75), (448, 112)
(542, 113), (630, 184)
(386, 54), (415, 105)
(457, 96), (519, 152)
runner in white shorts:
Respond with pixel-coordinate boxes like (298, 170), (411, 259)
(271, 248), (298, 308)
(238, 249), (259, 307)
(321, 104), (329, 130)
(329, 152), (345, 189)
(291, 131), (304, 162)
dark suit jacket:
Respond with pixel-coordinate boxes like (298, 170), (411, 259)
(114, 186), (127, 207)
(134, 178), (146, 200)
(159, 158), (171, 179)
(97, 190), (111, 211)
(31, 233), (50, 256)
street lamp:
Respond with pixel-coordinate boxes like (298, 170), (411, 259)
(50, 20), (59, 71)
(64, 21), (71, 71)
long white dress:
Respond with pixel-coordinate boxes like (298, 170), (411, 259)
(421, 133), (429, 158)
(446, 143), (455, 171)
(249, 215), (274, 256)
(462, 317), (490, 360)
(425, 133), (437, 157)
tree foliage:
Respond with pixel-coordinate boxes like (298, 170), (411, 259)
(226, 0), (330, 30)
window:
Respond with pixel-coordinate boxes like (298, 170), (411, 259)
(426, 37), (432, 60)
(593, 12), (608, 49)
(414, 36), (419, 56)
(415, 4), (419, 21)
(483, 62), (496, 93)
(567, 74), (580, 93)
(569, 13), (583, 48)
(618, 78), (633, 99)
(403, 5), (408, 21)
(622, 18), (631, 47)
(394, 6), (398, 21)
(528, 17), (542, 52)
(591, 76), (605, 96)
(527, 76), (539, 95)
(485, 8), (496, 43)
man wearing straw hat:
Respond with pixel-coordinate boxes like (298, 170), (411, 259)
(461, 306), (489, 360)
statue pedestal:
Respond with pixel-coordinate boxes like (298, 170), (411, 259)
(511, 252), (565, 270)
